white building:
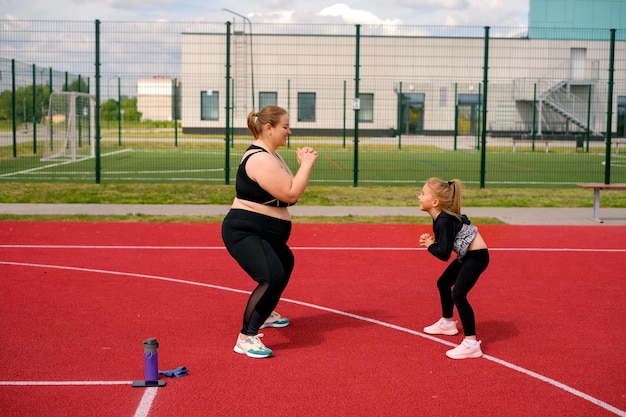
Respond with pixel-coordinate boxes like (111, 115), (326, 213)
(137, 76), (180, 122)
(181, 28), (624, 139)
(180, 1), (626, 139)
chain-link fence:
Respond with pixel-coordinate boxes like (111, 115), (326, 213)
(1, 20), (625, 187)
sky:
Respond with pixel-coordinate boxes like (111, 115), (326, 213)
(3, 0), (529, 27)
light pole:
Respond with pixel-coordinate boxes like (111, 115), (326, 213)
(223, 8), (255, 111)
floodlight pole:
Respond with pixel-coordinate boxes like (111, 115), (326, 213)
(223, 8), (255, 111)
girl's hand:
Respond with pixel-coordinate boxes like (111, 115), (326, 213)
(419, 233), (435, 248)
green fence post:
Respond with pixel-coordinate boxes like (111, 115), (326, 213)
(11, 59), (16, 158)
(479, 26), (490, 189)
(398, 81), (402, 149)
(174, 78), (178, 147)
(343, 80), (346, 149)
(604, 28), (616, 184)
(94, 19), (101, 184)
(32, 64), (37, 154)
(49, 67), (53, 149)
(224, 21), (232, 185)
(78, 74), (83, 147)
(353, 24), (361, 187)
(117, 76), (122, 146)
(586, 84), (591, 152)
(532, 83), (537, 145)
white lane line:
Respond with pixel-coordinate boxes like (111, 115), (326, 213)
(133, 387), (159, 417)
(0, 245), (624, 253)
(1, 260), (624, 417)
(0, 381), (131, 386)
(278, 297), (626, 417)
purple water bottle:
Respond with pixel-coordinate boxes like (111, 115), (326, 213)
(143, 338), (159, 382)
(132, 337), (165, 388)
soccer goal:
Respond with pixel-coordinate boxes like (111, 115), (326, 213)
(41, 91), (96, 162)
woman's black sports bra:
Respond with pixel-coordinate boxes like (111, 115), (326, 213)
(235, 145), (295, 207)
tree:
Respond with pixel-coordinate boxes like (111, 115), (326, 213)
(121, 96), (141, 122)
(0, 84), (51, 125)
(65, 78), (89, 93)
(100, 98), (119, 129)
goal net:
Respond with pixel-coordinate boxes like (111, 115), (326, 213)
(41, 92), (96, 162)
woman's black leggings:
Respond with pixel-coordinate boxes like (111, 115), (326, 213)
(222, 209), (294, 336)
(436, 249), (489, 337)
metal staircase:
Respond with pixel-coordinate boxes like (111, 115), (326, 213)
(539, 80), (602, 136)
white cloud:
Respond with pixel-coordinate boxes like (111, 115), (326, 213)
(393, 0), (469, 10)
(3, 0), (132, 20)
(103, 0), (172, 8)
(2, 0), (529, 26)
(244, 10), (296, 24)
(258, 0), (292, 8)
(318, 3), (403, 25)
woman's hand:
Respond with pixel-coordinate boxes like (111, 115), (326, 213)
(296, 147), (318, 165)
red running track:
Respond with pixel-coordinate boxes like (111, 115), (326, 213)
(0, 221), (625, 417)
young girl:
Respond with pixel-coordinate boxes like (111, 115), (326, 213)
(418, 178), (489, 359)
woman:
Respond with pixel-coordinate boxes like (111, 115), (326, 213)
(222, 105), (318, 358)
(418, 178), (489, 359)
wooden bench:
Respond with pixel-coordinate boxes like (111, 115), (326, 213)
(512, 139), (550, 153)
(576, 183), (626, 222)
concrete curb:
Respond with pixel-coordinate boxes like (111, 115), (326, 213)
(1, 204), (625, 225)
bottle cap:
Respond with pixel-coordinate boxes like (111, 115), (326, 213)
(143, 338), (159, 352)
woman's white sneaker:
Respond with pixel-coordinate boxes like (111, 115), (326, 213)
(260, 311), (290, 329)
(233, 333), (273, 358)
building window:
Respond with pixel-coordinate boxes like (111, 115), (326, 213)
(358, 93), (374, 122)
(259, 92), (277, 109)
(439, 87), (448, 107)
(200, 90), (219, 121)
(298, 92), (316, 122)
